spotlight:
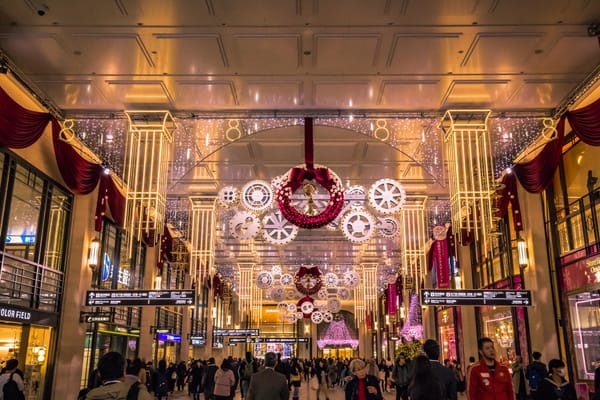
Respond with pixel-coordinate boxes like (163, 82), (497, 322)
(588, 24), (600, 37)
(0, 63), (7, 74)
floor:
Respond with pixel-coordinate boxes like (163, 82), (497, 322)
(167, 384), (399, 400)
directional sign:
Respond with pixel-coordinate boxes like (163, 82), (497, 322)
(229, 337), (309, 343)
(80, 311), (113, 323)
(420, 289), (532, 307)
(213, 329), (259, 336)
(85, 290), (195, 306)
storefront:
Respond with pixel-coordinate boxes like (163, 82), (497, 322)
(436, 307), (458, 362)
(560, 250), (600, 384)
(0, 304), (57, 400)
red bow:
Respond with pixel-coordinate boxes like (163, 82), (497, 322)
(288, 167), (336, 191)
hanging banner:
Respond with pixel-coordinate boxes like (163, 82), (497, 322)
(387, 283), (397, 315)
(433, 225), (450, 289)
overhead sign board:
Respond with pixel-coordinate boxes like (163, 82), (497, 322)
(80, 311), (113, 323)
(85, 290), (195, 306)
(157, 333), (181, 343)
(229, 337), (309, 343)
(421, 289), (532, 306)
(213, 329), (259, 336)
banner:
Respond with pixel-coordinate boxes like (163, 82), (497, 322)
(387, 283), (397, 315)
(433, 226), (450, 289)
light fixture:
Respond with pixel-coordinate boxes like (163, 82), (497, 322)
(517, 235), (529, 268)
(88, 238), (100, 269)
(212, 306), (217, 319)
(154, 276), (162, 289)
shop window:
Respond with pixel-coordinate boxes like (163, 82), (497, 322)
(567, 291), (600, 381)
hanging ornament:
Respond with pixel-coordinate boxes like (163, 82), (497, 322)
(241, 180), (274, 212)
(311, 311), (324, 324)
(217, 186), (239, 208)
(277, 118), (345, 229)
(294, 266), (323, 295)
(256, 271), (274, 289)
(280, 273), (294, 286)
(368, 178), (406, 214)
(297, 296), (315, 318)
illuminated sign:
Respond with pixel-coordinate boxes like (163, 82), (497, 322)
(229, 337), (309, 343)
(213, 329), (259, 336)
(421, 289), (532, 306)
(157, 333), (181, 343)
(85, 290), (195, 306)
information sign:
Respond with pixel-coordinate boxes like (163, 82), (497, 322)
(85, 290), (195, 306)
(213, 329), (259, 336)
(229, 337), (309, 343)
(420, 289), (532, 306)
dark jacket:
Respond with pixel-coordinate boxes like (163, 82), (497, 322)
(246, 367), (289, 400)
(430, 360), (457, 400)
(344, 374), (383, 400)
(537, 377), (576, 400)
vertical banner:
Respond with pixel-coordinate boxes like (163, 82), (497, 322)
(433, 225), (451, 289)
(387, 283), (397, 315)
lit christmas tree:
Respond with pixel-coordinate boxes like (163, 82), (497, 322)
(400, 292), (423, 341)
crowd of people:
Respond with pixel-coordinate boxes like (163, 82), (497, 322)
(67, 336), (600, 400)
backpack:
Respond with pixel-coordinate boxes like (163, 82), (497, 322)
(526, 364), (543, 391)
(243, 361), (253, 380)
(155, 371), (168, 395)
(126, 382), (141, 400)
(3, 373), (24, 400)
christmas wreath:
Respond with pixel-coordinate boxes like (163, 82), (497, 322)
(294, 266), (323, 296)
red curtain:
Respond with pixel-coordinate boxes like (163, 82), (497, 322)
(567, 97), (600, 146)
(0, 86), (51, 148)
(514, 117), (565, 194)
(496, 173), (524, 231)
(94, 174), (126, 231)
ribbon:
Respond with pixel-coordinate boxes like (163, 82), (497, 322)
(305, 117), (314, 170)
(288, 167), (335, 189)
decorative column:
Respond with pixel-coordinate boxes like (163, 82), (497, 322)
(122, 111), (174, 255)
(441, 110), (495, 254)
(399, 196), (428, 290)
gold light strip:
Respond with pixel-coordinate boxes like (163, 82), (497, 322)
(188, 196), (217, 285)
(400, 196), (428, 289)
(123, 111), (175, 257)
(441, 110), (494, 253)
(237, 263), (255, 322)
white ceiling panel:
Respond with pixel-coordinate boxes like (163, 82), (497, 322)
(379, 80), (442, 109)
(174, 80), (238, 109)
(509, 79), (582, 108)
(443, 79), (511, 108)
(541, 33), (600, 74)
(244, 81), (304, 108)
(0, 34), (70, 74)
(313, 81), (372, 108)
(105, 80), (173, 108)
(387, 33), (463, 73)
(34, 80), (109, 109)
(314, 34), (381, 72)
(153, 34), (229, 74)
(232, 35), (302, 73)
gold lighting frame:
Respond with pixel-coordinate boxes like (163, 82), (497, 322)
(441, 110), (495, 254)
(188, 196), (217, 285)
(123, 111), (175, 256)
(399, 196), (428, 289)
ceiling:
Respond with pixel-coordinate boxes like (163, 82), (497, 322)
(1, 0), (599, 291)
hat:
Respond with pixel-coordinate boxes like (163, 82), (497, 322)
(423, 339), (440, 360)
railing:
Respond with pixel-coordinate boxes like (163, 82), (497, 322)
(555, 189), (600, 256)
(0, 251), (63, 312)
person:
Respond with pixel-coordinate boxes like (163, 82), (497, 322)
(452, 361), (465, 393)
(239, 352), (254, 398)
(408, 355), (443, 400)
(468, 337), (514, 400)
(0, 359), (25, 400)
(344, 358), (383, 400)
(213, 358), (235, 400)
(290, 358), (303, 400)
(315, 359), (330, 400)
(422, 339), (457, 400)
(377, 362), (387, 393)
(366, 358), (379, 380)
(308, 368), (319, 400)
(391, 353), (411, 400)
(593, 360), (600, 400)
(124, 358), (153, 400)
(526, 351), (548, 400)
(176, 361), (187, 392)
(245, 352), (289, 400)
(188, 360), (203, 400)
(537, 359), (576, 400)
(152, 360), (169, 400)
(83, 352), (130, 400)
(203, 357), (219, 400)
(511, 355), (528, 400)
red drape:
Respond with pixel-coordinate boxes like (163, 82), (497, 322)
(496, 173), (524, 231)
(567, 97), (600, 146)
(0, 86), (51, 148)
(514, 117), (565, 194)
(94, 174), (126, 232)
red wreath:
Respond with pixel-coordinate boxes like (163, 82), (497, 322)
(294, 266), (323, 296)
(297, 295), (316, 318)
(277, 166), (344, 229)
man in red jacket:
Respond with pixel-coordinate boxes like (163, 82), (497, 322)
(468, 337), (514, 400)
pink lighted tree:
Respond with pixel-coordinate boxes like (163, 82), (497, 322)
(317, 320), (359, 349)
(401, 292), (423, 341)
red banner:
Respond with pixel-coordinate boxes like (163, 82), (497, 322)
(434, 237), (450, 289)
(387, 283), (397, 315)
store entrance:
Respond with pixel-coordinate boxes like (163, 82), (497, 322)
(321, 347), (355, 359)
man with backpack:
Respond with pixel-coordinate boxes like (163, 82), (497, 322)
(239, 352), (254, 398)
(0, 359), (25, 400)
(526, 351), (548, 400)
(202, 357), (219, 400)
(152, 360), (170, 400)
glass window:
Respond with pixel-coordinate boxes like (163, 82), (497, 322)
(43, 186), (72, 269)
(4, 164), (44, 261)
(568, 291), (600, 381)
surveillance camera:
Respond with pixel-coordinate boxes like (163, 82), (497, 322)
(36, 4), (48, 16)
(588, 24), (599, 37)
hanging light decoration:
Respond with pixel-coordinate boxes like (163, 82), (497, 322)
(122, 111), (175, 256)
(440, 110), (496, 254)
(400, 196), (428, 289)
(188, 196), (217, 285)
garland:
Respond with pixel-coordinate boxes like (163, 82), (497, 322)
(294, 266), (323, 296)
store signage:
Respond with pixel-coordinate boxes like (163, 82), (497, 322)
(229, 337), (309, 343)
(560, 254), (600, 292)
(421, 289), (532, 306)
(213, 329), (259, 336)
(157, 333), (181, 343)
(0, 304), (57, 325)
(85, 290), (195, 306)
(80, 311), (113, 323)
